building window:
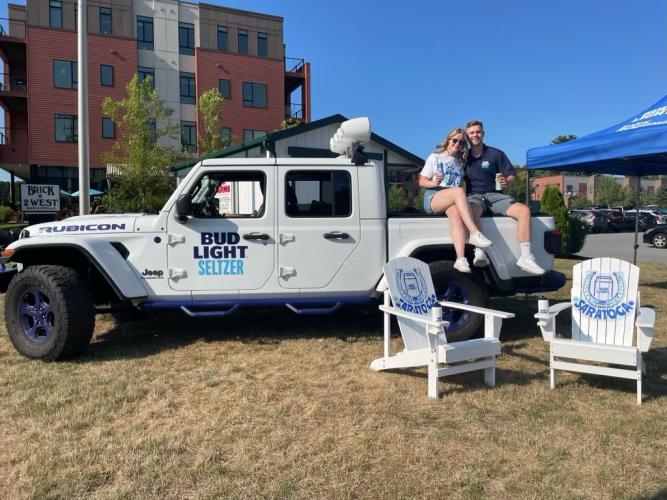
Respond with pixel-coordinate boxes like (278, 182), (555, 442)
(243, 129), (266, 142)
(285, 170), (352, 217)
(138, 66), (155, 88)
(53, 60), (77, 89)
(102, 117), (115, 138)
(181, 121), (197, 152)
(217, 25), (228, 51)
(100, 64), (113, 86)
(137, 16), (154, 50)
(74, 5), (77, 30)
(257, 32), (267, 57)
(49, 0), (62, 28)
(180, 72), (196, 104)
(179, 22), (195, 55)
(242, 82), (267, 108)
(99, 7), (112, 35)
(55, 114), (77, 142)
(238, 29), (248, 54)
(220, 127), (231, 141)
(218, 79), (230, 99)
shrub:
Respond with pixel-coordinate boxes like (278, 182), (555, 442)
(0, 205), (13, 223)
(540, 185), (588, 255)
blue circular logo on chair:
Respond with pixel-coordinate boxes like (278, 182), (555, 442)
(583, 271), (625, 308)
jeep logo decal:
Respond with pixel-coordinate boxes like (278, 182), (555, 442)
(141, 269), (164, 279)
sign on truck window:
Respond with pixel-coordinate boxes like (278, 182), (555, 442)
(20, 184), (60, 213)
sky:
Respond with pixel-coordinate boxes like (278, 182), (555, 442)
(1, 0), (666, 179)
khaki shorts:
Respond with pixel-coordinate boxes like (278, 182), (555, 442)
(468, 193), (516, 216)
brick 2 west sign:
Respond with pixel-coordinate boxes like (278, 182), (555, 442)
(20, 184), (60, 213)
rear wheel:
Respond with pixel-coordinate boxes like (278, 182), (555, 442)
(5, 265), (95, 361)
(652, 232), (667, 249)
(428, 260), (486, 342)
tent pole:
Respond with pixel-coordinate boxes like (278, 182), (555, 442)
(525, 168), (530, 210)
(633, 176), (640, 265)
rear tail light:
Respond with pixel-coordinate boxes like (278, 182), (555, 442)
(544, 230), (562, 255)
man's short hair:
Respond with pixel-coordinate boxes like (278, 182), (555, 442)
(466, 120), (484, 130)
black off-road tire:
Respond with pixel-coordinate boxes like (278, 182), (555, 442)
(428, 260), (487, 342)
(5, 265), (95, 361)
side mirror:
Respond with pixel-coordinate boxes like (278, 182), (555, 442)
(175, 193), (192, 223)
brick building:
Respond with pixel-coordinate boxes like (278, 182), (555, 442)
(0, 0), (310, 192)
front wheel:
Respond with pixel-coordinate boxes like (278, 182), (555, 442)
(652, 232), (667, 249)
(5, 265), (95, 361)
(428, 260), (486, 342)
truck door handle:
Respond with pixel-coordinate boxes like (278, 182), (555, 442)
(243, 232), (270, 241)
(323, 232), (350, 240)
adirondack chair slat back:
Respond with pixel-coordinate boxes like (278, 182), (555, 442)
(571, 257), (640, 346)
(383, 257), (445, 349)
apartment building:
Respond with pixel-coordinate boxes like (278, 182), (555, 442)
(0, 0), (310, 192)
(532, 174), (666, 206)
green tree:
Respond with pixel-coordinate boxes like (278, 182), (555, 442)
(278, 117), (301, 131)
(541, 185), (587, 254)
(506, 167), (533, 204)
(655, 187), (667, 207)
(550, 134), (577, 145)
(569, 196), (591, 208)
(596, 175), (625, 207)
(101, 74), (178, 213)
(197, 88), (229, 156)
(388, 184), (408, 213)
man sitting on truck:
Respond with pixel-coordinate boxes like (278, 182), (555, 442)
(464, 120), (545, 275)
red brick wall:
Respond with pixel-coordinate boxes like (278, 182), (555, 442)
(532, 175), (564, 201)
(26, 26), (137, 167)
(195, 48), (285, 144)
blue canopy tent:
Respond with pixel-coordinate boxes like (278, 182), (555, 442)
(526, 95), (667, 263)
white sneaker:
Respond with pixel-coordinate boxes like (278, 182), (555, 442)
(516, 255), (546, 275)
(454, 258), (471, 273)
(469, 232), (493, 248)
(473, 248), (489, 267)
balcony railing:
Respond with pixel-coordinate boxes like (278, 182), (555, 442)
(0, 17), (27, 39)
(0, 73), (27, 92)
(284, 57), (305, 73)
(285, 103), (303, 120)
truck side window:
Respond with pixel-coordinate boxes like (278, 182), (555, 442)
(285, 170), (351, 217)
(190, 171), (265, 218)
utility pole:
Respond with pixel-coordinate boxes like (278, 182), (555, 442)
(77, 0), (90, 214)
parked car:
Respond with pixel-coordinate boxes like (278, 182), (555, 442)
(643, 225), (667, 248)
(568, 209), (607, 233)
(626, 210), (661, 230)
(596, 209), (633, 232)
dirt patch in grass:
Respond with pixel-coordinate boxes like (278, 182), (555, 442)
(1, 259), (666, 498)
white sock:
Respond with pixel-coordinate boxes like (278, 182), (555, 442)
(520, 242), (532, 258)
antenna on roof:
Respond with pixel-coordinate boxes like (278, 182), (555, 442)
(329, 117), (371, 165)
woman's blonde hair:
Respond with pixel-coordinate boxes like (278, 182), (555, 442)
(435, 127), (468, 164)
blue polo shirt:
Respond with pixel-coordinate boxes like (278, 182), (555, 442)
(465, 145), (516, 194)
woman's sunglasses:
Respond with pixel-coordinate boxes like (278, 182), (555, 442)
(450, 138), (466, 145)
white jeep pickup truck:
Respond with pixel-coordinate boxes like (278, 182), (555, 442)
(0, 119), (565, 360)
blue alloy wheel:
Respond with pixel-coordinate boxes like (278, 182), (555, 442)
(438, 281), (471, 333)
(18, 287), (55, 342)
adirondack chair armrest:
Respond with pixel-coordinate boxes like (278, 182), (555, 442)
(438, 300), (514, 340)
(379, 305), (449, 329)
(534, 302), (570, 342)
(437, 301), (515, 319)
(636, 307), (655, 353)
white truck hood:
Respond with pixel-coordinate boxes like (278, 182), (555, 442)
(26, 214), (142, 236)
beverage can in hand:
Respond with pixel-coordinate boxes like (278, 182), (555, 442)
(495, 173), (502, 191)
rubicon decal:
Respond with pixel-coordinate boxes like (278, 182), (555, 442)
(39, 223), (127, 233)
(193, 232), (248, 276)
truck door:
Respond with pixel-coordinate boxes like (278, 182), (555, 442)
(167, 169), (275, 291)
(277, 167), (360, 289)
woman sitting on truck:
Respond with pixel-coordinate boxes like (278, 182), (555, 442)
(419, 128), (492, 273)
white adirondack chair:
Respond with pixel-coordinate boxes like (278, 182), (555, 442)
(370, 257), (515, 399)
(535, 257), (656, 405)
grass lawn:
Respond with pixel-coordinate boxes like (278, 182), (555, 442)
(1, 258), (666, 498)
